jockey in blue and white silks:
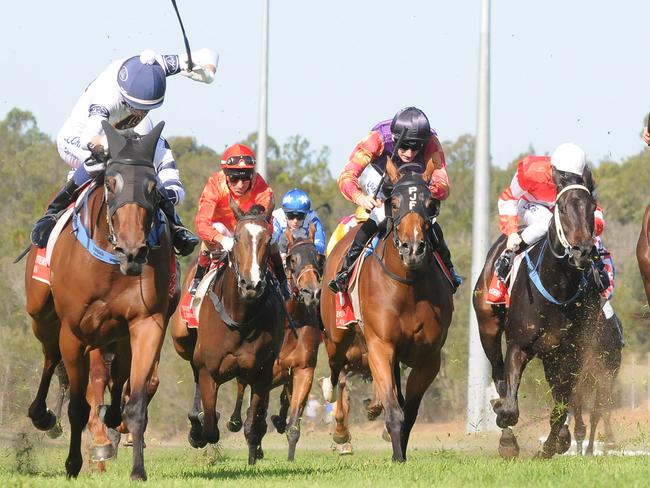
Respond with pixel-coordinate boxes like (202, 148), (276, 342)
(272, 188), (326, 256)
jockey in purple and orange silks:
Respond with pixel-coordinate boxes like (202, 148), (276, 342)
(328, 106), (462, 294)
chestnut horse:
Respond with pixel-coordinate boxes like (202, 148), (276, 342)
(473, 167), (603, 459)
(25, 121), (175, 480)
(636, 205), (650, 307)
(192, 203), (285, 465)
(226, 228), (323, 461)
(321, 158), (454, 461)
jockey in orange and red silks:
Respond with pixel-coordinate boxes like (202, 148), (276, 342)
(488, 144), (615, 313)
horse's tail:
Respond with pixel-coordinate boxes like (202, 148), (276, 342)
(13, 243), (31, 263)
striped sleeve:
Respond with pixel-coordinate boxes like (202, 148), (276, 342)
(594, 205), (605, 236)
(498, 172), (526, 235)
(424, 136), (449, 200)
(154, 138), (184, 205)
(337, 131), (384, 203)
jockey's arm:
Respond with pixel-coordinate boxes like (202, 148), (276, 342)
(425, 136), (450, 201)
(153, 137), (184, 205)
(338, 132), (384, 205)
(594, 205), (605, 236)
(497, 172), (526, 236)
(158, 48), (219, 84)
(195, 175), (225, 245)
(309, 213), (327, 255)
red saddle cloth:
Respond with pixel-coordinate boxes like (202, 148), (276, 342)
(180, 260), (226, 329)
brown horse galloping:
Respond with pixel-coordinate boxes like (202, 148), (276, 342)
(25, 121), (175, 480)
(193, 202), (285, 465)
(227, 228), (323, 461)
(473, 167), (602, 459)
(636, 205), (650, 307)
(321, 158), (454, 461)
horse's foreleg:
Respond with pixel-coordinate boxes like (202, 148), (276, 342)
(86, 348), (115, 464)
(60, 326), (90, 478)
(332, 371), (351, 445)
(366, 338), (404, 462)
(494, 343), (530, 429)
(244, 369), (272, 465)
(285, 367), (314, 461)
(572, 402), (587, 456)
(28, 326), (61, 432)
(198, 366), (220, 444)
(123, 318), (164, 481)
(475, 303), (507, 399)
(187, 363), (207, 448)
(400, 356), (438, 458)
(323, 332), (355, 402)
(272, 383), (290, 435)
(45, 361), (68, 439)
(228, 379), (246, 433)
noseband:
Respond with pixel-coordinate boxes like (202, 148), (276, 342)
(547, 183), (592, 260)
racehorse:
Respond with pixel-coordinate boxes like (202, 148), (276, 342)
(25, 121), (176, 480)
(636, 205), (650, 307)
(226, 227), (323, 461)
(321, 157), (454, 461)
(569, 311), (623, 455)
(192, 202), (285, 465)
(473, 166), (602, 459)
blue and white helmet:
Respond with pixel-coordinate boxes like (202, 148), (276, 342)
(282, 188), (311, 215)
(117, 50), (166, 111)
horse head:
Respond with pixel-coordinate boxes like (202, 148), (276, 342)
(101, 120), (164, 276)
(550, 167), (596, 270)
(284, 224), (323, 309)
(385, 157), (438, 271)
(229, 196), (275, 299)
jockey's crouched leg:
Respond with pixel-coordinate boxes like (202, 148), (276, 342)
(431, 221), (462, 293)
(270, 243), (292, 300)
(328, 218), (378, 294)
(158, 189), (199, 257)
(31, 165), (94, 248)
(189, 249), (211, 296)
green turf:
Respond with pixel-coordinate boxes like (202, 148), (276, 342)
(1, 441), (649, 488)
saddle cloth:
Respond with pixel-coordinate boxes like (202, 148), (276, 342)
(179, 260), (226, 329)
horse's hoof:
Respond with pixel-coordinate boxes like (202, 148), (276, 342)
(32, 408), (57, 431)
(332, 430), (351, 444)
(556, 425), (571, 454)
(188, 431), (207, 449)
(490, 397), (504, 410)
(91, 443), (116, 462)
(107, 428), (121, 452)
(337, 442), (354, 456)
(271, 415), (286, 434)
(382, 427), (391, 442)
(498, 428), (520, 460)
(130, 470), (147, 482)
(227, 419), (242, 432)
(495, 408), (518, 429)
(367, 404), (383, 421)
(533, 449), (553, 460)
(256, 445), (264, 460)
(123, 433), (144, 448)
(46, 420), (63, 439)
(321, 377), (337, 403)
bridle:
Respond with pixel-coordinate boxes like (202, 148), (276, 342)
(227, 214), (272, 294)
(285, 239), (322, 301)
(547, 183), (592, 261)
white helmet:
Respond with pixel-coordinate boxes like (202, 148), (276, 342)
(550, 142), (586, 175)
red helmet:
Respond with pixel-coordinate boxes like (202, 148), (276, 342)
(221, 143), (256, 170)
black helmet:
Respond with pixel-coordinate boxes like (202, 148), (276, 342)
(390, 107), (430, 146)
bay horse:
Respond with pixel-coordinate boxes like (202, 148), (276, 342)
(321, 157), (454, 461)
(226, 227), (323, 461)
(25, 121), (175, 480)
(636, 205), (650, 308)
(569, 311), (623, 455)
(192, 202), (285, 465)
(473, 166), (602, 459)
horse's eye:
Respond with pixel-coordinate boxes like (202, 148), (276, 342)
(106, 174), (123, 194)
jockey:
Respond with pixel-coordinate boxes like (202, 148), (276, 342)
(487, 142), (615, 307)
(272, 188), (326, 257)
(327, 106), (462, 294)
(325, 206), (368, 256)
(191, 143), (291, 299)
(31, 48), (219, 256)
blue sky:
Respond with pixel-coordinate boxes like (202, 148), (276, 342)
(2, 1), (649, 175)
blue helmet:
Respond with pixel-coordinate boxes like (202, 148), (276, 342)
(282, 188), (311, 215)
(117, 53), (166, 111)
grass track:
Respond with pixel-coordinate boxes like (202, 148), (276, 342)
(1, 442), (649, 488)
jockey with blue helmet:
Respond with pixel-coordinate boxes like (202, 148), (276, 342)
(272, 188), (326, 256)
(31, 48), (218, 256)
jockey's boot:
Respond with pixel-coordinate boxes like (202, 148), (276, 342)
(31, 178), (81, 248)
(158, 193), (199, 257)
(495, 250), (515, 282)
(328, 219), (378, 294)
(189, 250), (211, 296)
(432, 221), (462, 293)
(270, 244), (292, 300)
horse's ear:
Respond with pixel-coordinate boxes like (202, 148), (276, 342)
(139, 121), (165, 163)
(386, 156), (400, 183)
(101, 120), (126, 159)
(229, 195), (245, 220)
(308, 223), (316, 242)
(422, 157), (435, 183)
(284, 228), (294, 247)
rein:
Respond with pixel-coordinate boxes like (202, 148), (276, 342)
(548, 184), (591, 259)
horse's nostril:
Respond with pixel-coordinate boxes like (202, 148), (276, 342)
(114, 247), (125, 256)
(136, 246), (149, 261)
(416, 241), (426, 254)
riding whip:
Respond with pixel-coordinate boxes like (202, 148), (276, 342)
(171, 0), (193, 71)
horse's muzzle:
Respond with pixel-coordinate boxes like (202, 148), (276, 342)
(567, 244), (592, 270)
(299, 286), (321, 309)
(398, 239), (427, 270)
(114, 244), (149, 276)
(238, 277), (266, 299)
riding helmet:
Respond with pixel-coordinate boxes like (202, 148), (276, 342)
(117, 50), (166, 111)
(282, 188), (311, 215)
(390, 107), (431, 144)
(550, 142), (586, 176)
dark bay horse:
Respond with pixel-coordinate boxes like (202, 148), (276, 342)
(636, 205), (650, 307)
(473, 167), (602, 459)
(321, 158), (454, 461)
(25, 121), (175, 480)
(192, 202), (285, 465)
(226, 228), (323, 461)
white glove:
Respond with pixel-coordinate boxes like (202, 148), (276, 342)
(220, 236), (234, 252)
(354, 193), (381, 212)
(180, 48), (218, 84)
(506, 232), (522, 251)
